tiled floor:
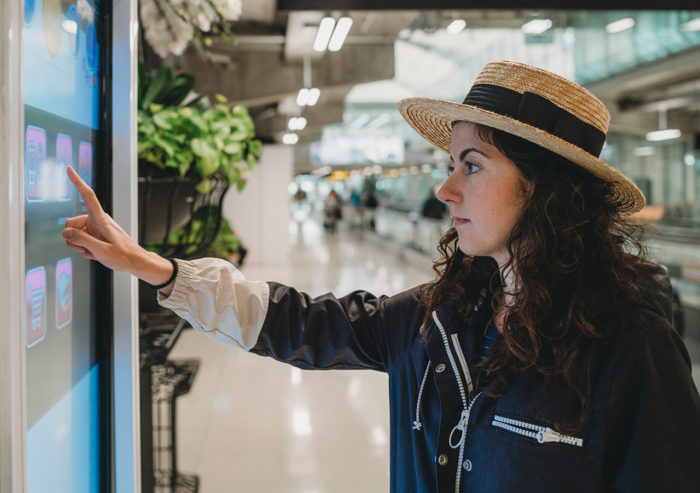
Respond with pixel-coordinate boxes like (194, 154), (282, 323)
(168, 219), (700, 493)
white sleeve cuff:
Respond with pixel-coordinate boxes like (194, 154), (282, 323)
(157, 258), (270, 350)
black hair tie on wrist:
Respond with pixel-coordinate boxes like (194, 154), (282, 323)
(150, 258), (178, 290)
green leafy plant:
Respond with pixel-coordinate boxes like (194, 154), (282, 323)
(137, 64), (261, 194)
(146, 211), (240, 259)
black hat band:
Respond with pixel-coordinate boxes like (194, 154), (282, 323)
(462, 84), (606, 158)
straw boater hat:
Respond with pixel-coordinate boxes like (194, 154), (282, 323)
(398, 60), (645, 214)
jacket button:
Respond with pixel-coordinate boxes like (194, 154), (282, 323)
(463, 459), (472, 471)
(438, 454), (449, 466)
(435, 363), (446, 373)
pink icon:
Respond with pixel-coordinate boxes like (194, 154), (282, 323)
(78, 142), (93, 203)
(56, 134), (73, 200)
(25, 126), (47, 201)
(26, 266), (47, 347)
(55, 258), (72, 329)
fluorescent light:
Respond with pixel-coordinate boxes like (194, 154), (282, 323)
(446, 19), (466, 34)
(685, 153), (696, 166)
(328, 17), (353, 52)
(314, 17), (336, 52)
(646, 129), (681, 141)
(296, 88), (309, 106)
(606, 18), (635, 34)
(306, 87), (320, 106)
(296, 88), (319, 106)
(288, 117), (307, 131)
(680, 18), (700, 32)
(521, 19), (552, 34)
(633, 146), (655, 157)
(282, 133), (299, 145)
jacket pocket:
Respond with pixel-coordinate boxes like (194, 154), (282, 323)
(492, 414), (583, 448)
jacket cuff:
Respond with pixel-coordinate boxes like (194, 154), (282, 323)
(156, 258), (270, 350)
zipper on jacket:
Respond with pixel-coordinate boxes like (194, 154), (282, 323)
(432, 312), (468, 409)
(450, 333), (473, 394)
(432, 311), (473, 493)
(492, 415), (584, 447)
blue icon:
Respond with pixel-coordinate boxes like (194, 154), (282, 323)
(25, 0), (36, 25)
(86, 21), (98, 72)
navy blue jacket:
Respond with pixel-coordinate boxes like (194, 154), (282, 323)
(250, 268), (700, 492)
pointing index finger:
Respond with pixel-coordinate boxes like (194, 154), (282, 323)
(67, 166), (103, 213)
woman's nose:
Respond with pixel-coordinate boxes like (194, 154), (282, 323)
(437, 175), (461, 204)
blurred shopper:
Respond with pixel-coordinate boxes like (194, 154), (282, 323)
(62, 61), (700, 493)
(293, 186), (307, 202)
(323, 189), (342, 233)
(291, 185), (311, 224)
(362, 189), (379, 230)
(421, 188), (447, 219)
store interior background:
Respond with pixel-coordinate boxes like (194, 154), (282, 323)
(135, 3), (700, 492)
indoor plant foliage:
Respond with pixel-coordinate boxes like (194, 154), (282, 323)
(139, 0), (242, 58)
(137, 64), (262, 194)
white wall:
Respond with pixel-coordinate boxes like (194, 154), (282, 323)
(223, 145), (293, 267)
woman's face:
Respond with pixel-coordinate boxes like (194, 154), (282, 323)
(437, 122), (528, 267)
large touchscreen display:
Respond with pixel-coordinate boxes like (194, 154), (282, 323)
(24, 1), (105, 491)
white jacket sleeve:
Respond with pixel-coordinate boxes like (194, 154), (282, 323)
(157, 258), (270, 350)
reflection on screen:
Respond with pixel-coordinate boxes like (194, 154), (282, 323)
(23, 1), (104, 491)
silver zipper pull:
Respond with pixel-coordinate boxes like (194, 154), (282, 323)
(449, 409), (468, 448)
(536, 428), (562, 444)
(536, 427), (583, 447)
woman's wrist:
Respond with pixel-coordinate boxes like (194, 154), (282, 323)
(132, 250), (175, 288)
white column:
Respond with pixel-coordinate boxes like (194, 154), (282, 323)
(0, 1), (27, 491)
(112, 1), (141, 492)
(223, 145), (293, 268)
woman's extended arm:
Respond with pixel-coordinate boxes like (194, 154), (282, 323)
(62, 166), (176, 295)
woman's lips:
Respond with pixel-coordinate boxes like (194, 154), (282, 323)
(452, 217), (470, 225)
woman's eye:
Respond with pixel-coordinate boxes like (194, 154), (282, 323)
(465, 162), (479, 175)
(447, 165), (455, 175)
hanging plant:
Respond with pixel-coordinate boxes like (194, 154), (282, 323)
(139, 0), (242, 59)
(137, 64), (261, 194)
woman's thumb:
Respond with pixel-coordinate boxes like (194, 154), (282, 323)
(63, 227), (102, 253)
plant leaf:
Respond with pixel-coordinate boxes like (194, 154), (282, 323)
(196, 178), (211, 194)
(142, 66), (173, 111)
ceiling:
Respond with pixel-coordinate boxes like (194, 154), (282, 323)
(171, 3), (700, 166)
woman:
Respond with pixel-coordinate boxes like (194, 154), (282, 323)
(323, 189), (342, 233)
(62, 61), (700, 492)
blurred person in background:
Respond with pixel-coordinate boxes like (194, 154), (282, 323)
(421, 188), (447, 219)
(323, 189), (342, 234)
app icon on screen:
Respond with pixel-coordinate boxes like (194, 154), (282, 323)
(55, 258), (72, 329)
(56, 134), (73, 201)
(26, 267), (47, 347)
(86, 21), (98, 72)
(78, 141), (93, 203)
(26, 126), (46, 202)
(25, 0), (36, 25)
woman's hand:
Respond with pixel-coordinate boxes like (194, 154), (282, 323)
(62, 166), (174, 289)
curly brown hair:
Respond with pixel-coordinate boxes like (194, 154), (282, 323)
(420, 124), (647, 434)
